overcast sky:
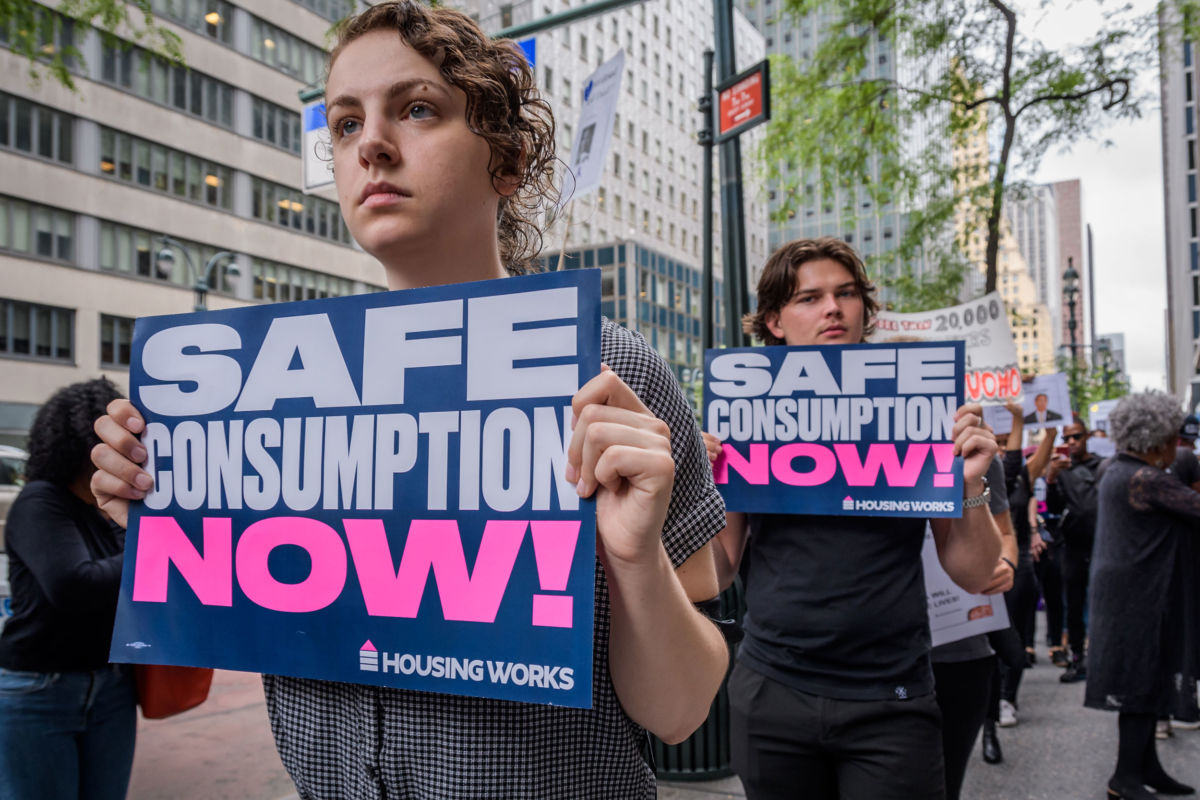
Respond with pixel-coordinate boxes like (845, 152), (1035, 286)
(1022, 0), (1167, 391)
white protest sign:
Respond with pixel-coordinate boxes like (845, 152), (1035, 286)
(922, 525), (1009, 647)
(872, 292), (1021, 407)
(567, 50), (624, 199)
(1088, 398), (1120, 434)
(302, 99), (333, 193)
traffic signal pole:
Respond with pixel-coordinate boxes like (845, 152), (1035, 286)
(712, 0), (749, 347)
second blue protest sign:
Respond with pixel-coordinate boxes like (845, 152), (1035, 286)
(704, 341), (965, 517)
(110, 269), (601, 708)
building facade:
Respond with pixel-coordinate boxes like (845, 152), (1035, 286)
(466, 0), (767, 379)
(1006, 182), (1063, 353)
(1049, 178), (1089, 359)
(0, 0), (385, 446)
(1160, 22), (1200, 413)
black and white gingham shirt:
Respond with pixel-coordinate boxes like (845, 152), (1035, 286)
(262, 319), (726, 799)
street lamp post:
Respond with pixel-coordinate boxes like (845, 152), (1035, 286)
(156, 236), (239, 312)
(1062, 257), (1080, 364)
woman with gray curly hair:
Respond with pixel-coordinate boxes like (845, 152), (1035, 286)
(1084, 390), (1200, 799)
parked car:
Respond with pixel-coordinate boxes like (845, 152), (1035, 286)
(0, 445), (25, 632)
(0, 445), (27, 553)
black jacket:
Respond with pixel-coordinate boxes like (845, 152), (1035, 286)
(1046, 454), (1104, 545)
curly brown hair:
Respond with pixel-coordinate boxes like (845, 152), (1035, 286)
(328, 1), (557, 273)
(742, 237), (879, 345)
(25, 377), (124, 486)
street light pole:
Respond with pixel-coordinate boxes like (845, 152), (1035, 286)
(156, 236), (239, 312)
(1062, 256), (1080, 365)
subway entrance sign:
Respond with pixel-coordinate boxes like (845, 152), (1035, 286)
(715, 59), (770, 143)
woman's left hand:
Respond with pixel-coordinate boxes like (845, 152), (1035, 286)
(568, 366), (675, 569)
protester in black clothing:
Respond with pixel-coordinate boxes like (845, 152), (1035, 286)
(930, 455), (1013, 794)
(992, 402), (1056, 726)
(1046, 420), (1103, 682)
(708, 238), (1002, 800)
(1165, 421), (1200, 733)
(0, 377), (134, 800)
(1085, 391), (1200, 800)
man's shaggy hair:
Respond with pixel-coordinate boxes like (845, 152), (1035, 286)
(24, 377), (123, 486)
(1108, 390), (1185, 455)
(327, 1), (557, 273)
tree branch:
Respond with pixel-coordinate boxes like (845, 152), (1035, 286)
(1014, 77), (1131, 118)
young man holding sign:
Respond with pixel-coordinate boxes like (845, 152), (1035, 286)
(705, 238), (1003, 800)
(88, 4), (729, 798)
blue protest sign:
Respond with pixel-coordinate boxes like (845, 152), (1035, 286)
(110, 269), (601, 709)
(704, 341), (965, 518)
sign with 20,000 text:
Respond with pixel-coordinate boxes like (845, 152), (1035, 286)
(110, 269), (601, 709)
(871, 292), (1021, 406)
(704, 342), (965, 518)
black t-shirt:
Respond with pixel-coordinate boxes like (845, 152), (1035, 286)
(0, 481), (125, 672)
(739, 513), (932, 701)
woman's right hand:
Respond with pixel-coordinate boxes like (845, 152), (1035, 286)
(700, 431), (722, 464)
(90, 398), (152, 529)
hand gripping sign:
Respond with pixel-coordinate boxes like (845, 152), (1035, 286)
(110, 270), (601, 708)
(871, 292), (1022, 406)
(704, 341), (965, 518)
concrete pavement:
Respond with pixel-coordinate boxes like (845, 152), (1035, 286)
(127, 641), (1200, 799)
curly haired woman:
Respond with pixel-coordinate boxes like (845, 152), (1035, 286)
(0, 377), (133, 800)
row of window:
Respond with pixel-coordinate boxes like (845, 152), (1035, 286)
(99, 220), (238, 292)
(99, 127), (233, 210)
(252, 258), (360, 303)
(252, 97), (302, 154)
(248, 16), (325, 85)
(100, 41), (235, 129)
(0, 196), (73, 263)
(0, 195), (366, 305)
(0, 92), (73, 165)
(150, 0), (233, 44)
(251, 177), (351, 245)
(0, 299), (74, 363)
(0, 299), (140, 368)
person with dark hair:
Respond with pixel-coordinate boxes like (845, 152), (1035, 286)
(1084, 391), (1200, 799)
(1046, 419), (1103, 683)
(1022, 393), (1063, 425)
(87, 4), (730, 798)
(711, 237), (1003, 800)
(0, 377), (134, 800)
(1165, 415), (1200, 735)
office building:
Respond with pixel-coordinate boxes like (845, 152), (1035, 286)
(466, 0), (768, 378)
(1006, 182), (1063, 353)
(1159, 19), (1200, 412)
(0, 0), (385, 446)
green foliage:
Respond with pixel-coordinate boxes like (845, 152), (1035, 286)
(0, 0), (183, 91)
(760, 0), (1171, 297)
(1056, 353), (1130, 413)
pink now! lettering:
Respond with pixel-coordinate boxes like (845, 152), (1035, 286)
(712, 442), (956, 489)
(131, 517), (580, 627)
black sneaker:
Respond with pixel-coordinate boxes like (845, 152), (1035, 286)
(1050, 648), (1069, 668)
(1060, 658), (1087, 683)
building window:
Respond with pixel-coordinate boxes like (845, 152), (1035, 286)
(252, 258), (360, 302)
(99, 313), (135, 367)
(150, 0), (233, 44)
(251, 177), (351, 245)
(0, 92), (73, 165)
(0, 195), (73, 262)
(249, 15), (326, 85)
(98, 220), (237, 292)
(100, 42), (233, 129)
(251, 97), (302, 154)
(0, 298), (73, 362)
(99, 127), (232, 210)
(285, 0), (353, 22)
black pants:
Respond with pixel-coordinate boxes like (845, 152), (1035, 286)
(932, 657), (993, 800)
(1001, 557), (1039, 702)
(730, 663), (946, 800)
(1063, 540), (1093, 655)
(1036, 541), (1065, 649)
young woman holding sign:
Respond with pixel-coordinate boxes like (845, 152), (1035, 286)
(88, 5), (729, 797)
(703, 237), (1004, 800)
